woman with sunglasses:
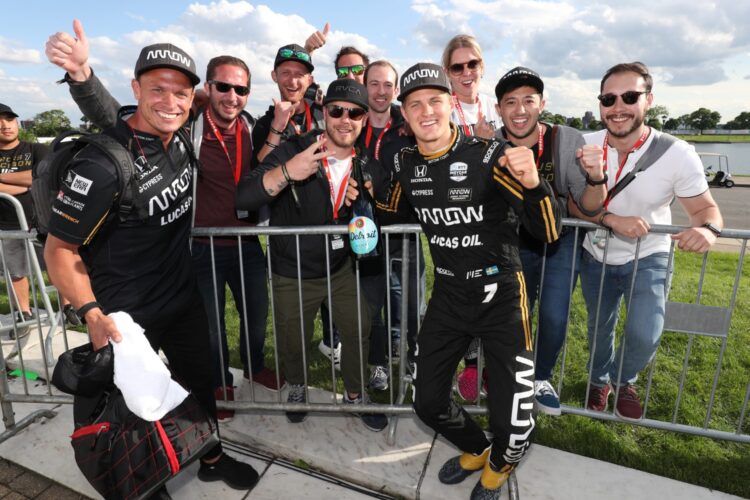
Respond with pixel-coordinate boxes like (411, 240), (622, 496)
(441, 34), (501, 140)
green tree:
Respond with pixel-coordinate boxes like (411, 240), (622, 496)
(539, 110), (567, 125)
(80, 116), (101, 134)
(31, 109), (72, 137)
(18, 128), (37, 143)
(568, 117), (583, 130)
(646, 105), (669, 125)
(587, 118), (602, 130)
(663, 118), (681, 130)
(686, 107), (721, 132)
(646, 117), (663, 130)
(724, 111), (750, 130)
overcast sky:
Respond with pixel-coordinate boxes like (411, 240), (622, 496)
(1, 0), (749, 126)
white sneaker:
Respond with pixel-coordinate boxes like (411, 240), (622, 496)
(318, 340), (341, 371)
(369, 365), (388, 391)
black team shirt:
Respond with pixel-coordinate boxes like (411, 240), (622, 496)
(48, 116), (194, 323)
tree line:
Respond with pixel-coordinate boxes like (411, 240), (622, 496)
(16, 107), (750, 142)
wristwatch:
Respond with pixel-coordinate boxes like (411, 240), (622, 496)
(701, 222), (722, 237)
(585, 172), (608, 186)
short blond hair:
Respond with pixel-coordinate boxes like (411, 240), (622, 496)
(441, 34), (483, 70)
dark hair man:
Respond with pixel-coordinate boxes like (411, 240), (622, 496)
(376, 63), (561, 500)
(0, 103), (49, 335)
(575, 61), (722, 421)
(492, 67), (606, 415)
(45, 21), (283, 424)
(236, 80), (388, 432)
(44, 20), (259, 492)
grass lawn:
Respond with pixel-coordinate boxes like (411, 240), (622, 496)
(675, 134), (750, 143)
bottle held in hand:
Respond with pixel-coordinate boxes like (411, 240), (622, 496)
(348, 157), (380, 259)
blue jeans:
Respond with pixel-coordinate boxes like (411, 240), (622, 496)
(579, 250), (669, 387)
(520, 229), (583, 381)
(192, 238), (269, 389)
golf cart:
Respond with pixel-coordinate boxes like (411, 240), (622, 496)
(698, 152), (734, 188)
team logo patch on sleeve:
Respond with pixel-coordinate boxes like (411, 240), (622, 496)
(449, 162), (468, 182)
(70, 174), (94, 195)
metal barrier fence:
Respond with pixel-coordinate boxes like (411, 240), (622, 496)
(1, 213), (749, 449)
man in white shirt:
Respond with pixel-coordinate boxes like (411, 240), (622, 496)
(578, 61), (722, 421)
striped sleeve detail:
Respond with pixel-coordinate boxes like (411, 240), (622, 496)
(516, 271), (532, 351)
(83, 209), (112, 245)
(538, 196), (559, 243)
(376, 181), (403, 213)
(493, 167), (523, 201)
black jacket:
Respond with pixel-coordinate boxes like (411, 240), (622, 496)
(236, 130), (386, 279)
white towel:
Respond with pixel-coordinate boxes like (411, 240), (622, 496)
(110, 311), (188, 421)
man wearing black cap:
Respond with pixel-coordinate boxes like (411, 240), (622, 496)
(376, 62), (561, 499)
(0, 103), (49, 334)
(236, 80), (388, 432)
(252, 43), (324, 169)
(492, 67), (607, 416)
(43, 29), (260, 493)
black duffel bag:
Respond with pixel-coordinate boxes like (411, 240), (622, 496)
(53, 343), (219, 500)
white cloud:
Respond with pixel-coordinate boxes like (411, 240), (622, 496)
(0, 37), (42, 64)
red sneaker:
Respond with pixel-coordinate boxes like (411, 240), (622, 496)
(615, 384), (643, 421)
(586, 384), (611, 412)
(214, 386), (235, 423)
(456, 365), (479, 401)
(245, 367), (286, 392)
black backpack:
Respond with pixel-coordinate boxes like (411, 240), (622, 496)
(31, 130), (137, 237)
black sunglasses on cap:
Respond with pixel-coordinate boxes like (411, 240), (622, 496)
(448, 59), (481, 76)
(598, 91), (647, 107)
(336, 65), (366, 78)
(326, 104), (367, 121)
(208, 80), (250, 96)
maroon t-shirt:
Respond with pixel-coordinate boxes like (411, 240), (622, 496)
(194, 114), (257, 239)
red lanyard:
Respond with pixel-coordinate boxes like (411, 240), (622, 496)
(602, 128), (650, 209)
(534, 124), (544, 169)
(291, 101), (313, 135)
(364, 118), (392, 160)
(320, 141), (356, 220)
(452, 93), (480, 136)
(205, 108), (243, 185)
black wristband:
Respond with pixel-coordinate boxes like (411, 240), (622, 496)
(280, 163), (291, 183)
(77, 301), (102, 324)
(269, 125), (284, 135)
(586, 172), (608, 186)
(598, 211), (612, 229)
(264, 140), (277, 149)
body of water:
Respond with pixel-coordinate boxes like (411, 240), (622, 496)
(687, 142), (750, 176)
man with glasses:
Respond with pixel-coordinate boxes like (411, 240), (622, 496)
(237, 80), (388, 432)
(45, 22), (283, 425)
(575, 61), (722, 421)
(494, 67), (607, 416)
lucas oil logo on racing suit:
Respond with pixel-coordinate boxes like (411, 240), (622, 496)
(449, 162), (468, 182)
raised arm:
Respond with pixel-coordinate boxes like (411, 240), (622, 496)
(45, 19), (120, 129)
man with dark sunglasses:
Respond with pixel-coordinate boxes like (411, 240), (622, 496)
(493, 67), (607, 416)
(237, 80), (388, 432)
(45, 19), (261, 494)
(45, 23), (284, 425)
(574, 61), (722, 421)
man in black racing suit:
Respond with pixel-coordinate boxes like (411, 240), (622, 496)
(376, 63), (561, 500)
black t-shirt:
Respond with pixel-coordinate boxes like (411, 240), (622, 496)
(250, 99), (324, 169)
(48, 117), (195, 323)
(0, 142), (49, 229)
